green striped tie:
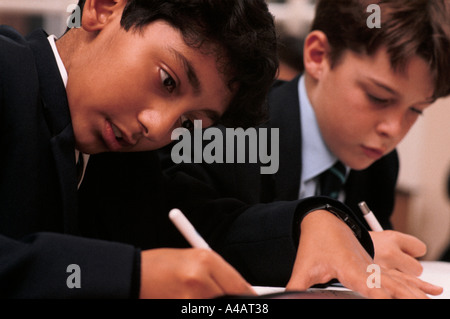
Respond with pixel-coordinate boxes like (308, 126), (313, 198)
(319, 161), (346, 199)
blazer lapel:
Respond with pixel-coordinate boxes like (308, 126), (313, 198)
(27, 29), (79, 234)
(50, 125), (79, 234)
(267, 77), (303, 201)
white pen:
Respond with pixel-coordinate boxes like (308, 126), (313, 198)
(358, 201), (384, 232)
(169, 208), (211, 250)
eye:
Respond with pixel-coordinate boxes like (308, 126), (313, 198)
(410, 107), (424, 116)
(367, 94), (390, 105)
(180, 115), (194, 130)
(160, 69), (176, 93)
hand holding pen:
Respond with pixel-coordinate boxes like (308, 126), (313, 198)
(168, 208), (256, 297)
(358, 201), (428, 277)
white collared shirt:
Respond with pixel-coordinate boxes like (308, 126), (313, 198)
(47, 34), (89, 189)
(297, 75), (348, 200)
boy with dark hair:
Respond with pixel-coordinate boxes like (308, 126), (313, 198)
(157, 0), (450, 298)
(0, 0), (278, 298)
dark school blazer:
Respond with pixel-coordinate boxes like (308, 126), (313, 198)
(0, 27), (139, 298)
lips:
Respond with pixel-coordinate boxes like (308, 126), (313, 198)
(103, 120), (134, 152)
(111, 123), (123, 140)
(361, 145), (384, 160)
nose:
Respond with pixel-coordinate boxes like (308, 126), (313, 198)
(137, 109), (180, 143)
(375, 110), (406, 139)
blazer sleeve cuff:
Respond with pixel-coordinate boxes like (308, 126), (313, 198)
(293, 196), (374, 258)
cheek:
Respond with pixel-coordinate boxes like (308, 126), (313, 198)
(88, 62), (149, 114)
(95, 83), (146, 117)
(321, 102), (374, 153)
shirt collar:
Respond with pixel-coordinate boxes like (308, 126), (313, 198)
(47, 34), (89, 181)
(47, 34), (68, 88)
(298, 75), (338, 182)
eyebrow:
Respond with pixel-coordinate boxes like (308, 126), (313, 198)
(368, 77), (399, 96)
(367, 77), (436, 105)
(169, 48), (201, 95)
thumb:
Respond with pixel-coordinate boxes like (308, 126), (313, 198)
(286, 265), (335, 291)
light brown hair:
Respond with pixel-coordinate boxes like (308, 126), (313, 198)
(312, 0), (450, 100)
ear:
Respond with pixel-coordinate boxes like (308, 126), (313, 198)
(303, 31), (331, 80)
(81, 0), (126, 32)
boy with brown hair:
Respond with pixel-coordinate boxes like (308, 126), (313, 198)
(295, 0), (450, 274)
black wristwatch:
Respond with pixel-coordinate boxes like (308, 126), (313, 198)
(302, 203), (362, 239)
(294, 196), (374, 258)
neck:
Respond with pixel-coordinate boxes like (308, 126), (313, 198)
(55, 28), (93, 75)
(304, 73), (318, 110)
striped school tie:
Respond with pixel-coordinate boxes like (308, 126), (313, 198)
(319, 161), (346, 199)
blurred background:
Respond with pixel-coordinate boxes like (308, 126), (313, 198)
(1, 0), (449, 261)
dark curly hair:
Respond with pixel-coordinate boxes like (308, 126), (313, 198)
(75, 0), (278, 128)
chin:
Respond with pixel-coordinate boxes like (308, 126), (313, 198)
(349, 160), (376, 171)
(75, 139), (103, 155)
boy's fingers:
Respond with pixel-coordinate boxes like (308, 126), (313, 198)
(208, 253), (256, 297)
(398, 233), (427, 258)
(395, 254), (423, 276)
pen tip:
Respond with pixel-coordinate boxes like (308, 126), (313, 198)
(169, 208), (182, 218)
(358, 202), (370, 215)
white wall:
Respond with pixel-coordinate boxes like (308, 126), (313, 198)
(397, 97), (450, 260)
(0, 0), (76, 14)
(268, 0), (315, 38)
(0, 0), (77, 36)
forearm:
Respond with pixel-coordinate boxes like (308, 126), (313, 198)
(0, 232), (139, 298)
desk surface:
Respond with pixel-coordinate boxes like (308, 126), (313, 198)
(254, 261), (450, 299)
(419, 261), (450, 299)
